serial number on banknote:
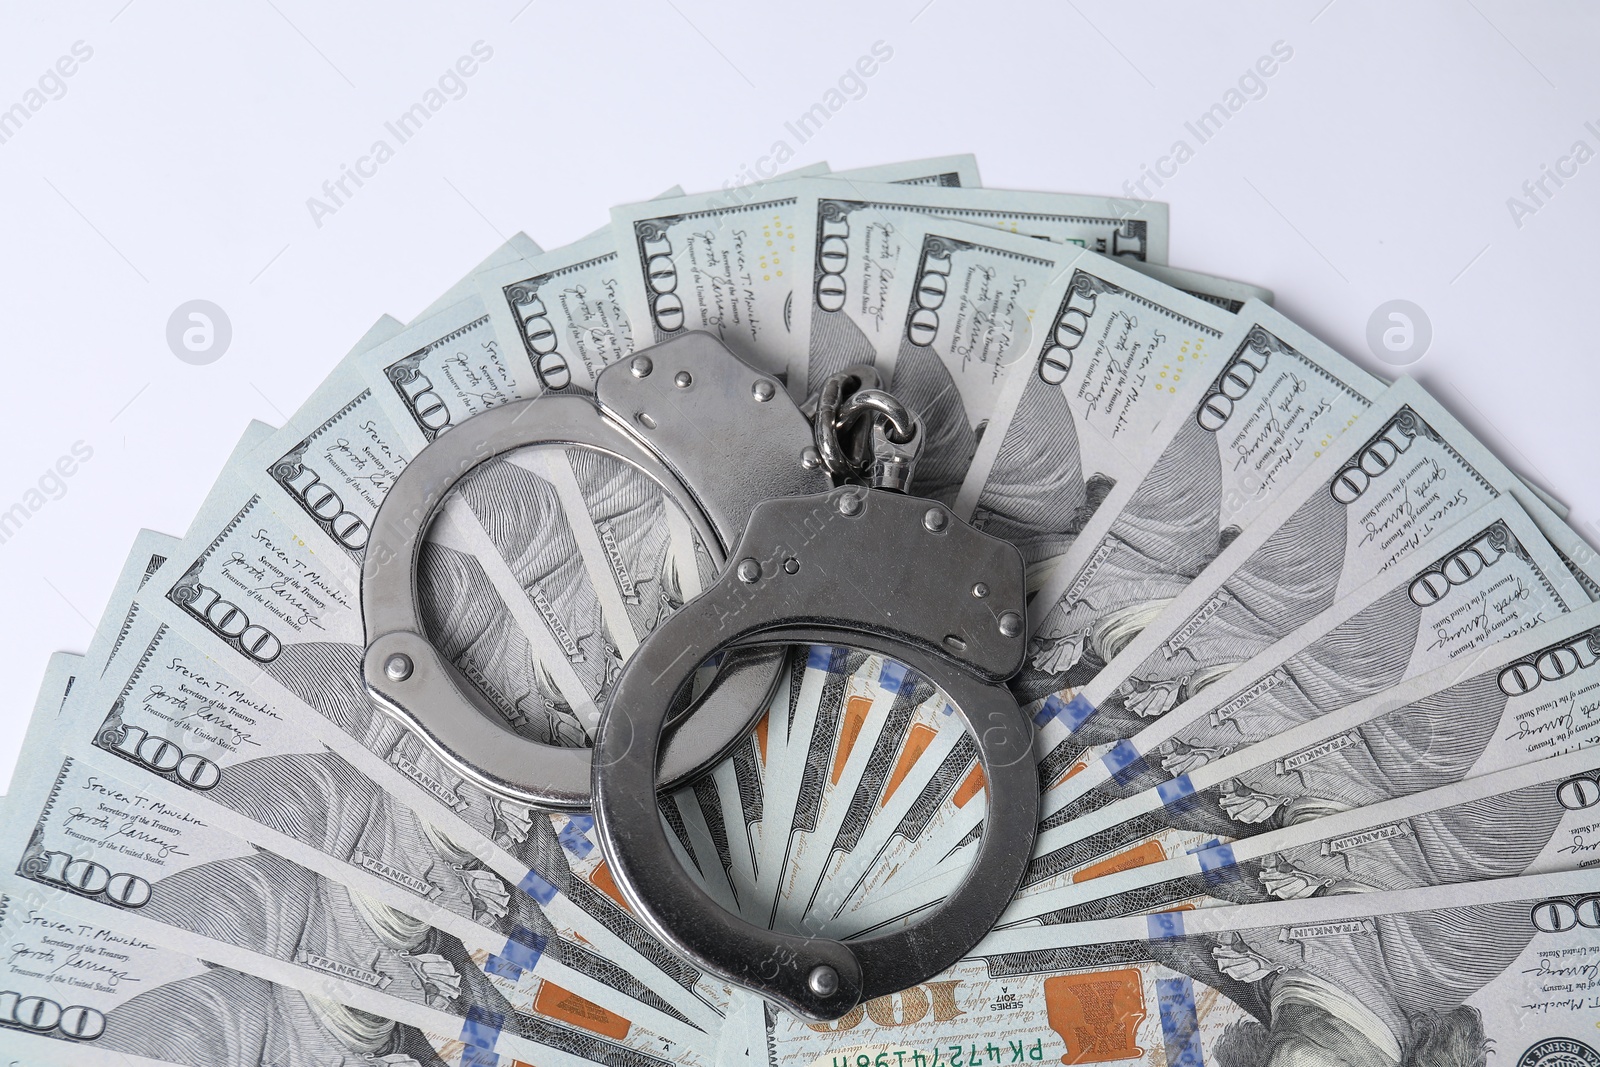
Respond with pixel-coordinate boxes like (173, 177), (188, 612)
(818, 1040), (1049, 1067)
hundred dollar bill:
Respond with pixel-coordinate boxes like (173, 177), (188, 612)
(691, 711), (774, 923)
(137, 425), (736, 1025)
(661, 786), (744, 916)
(752, 645), (900, 928)
(795, 676), (973, 934)
(254, 314), (711, 735)
(808, 707), (983, 934)
(1018, 596), (1600, 893)
(672, 685), (849, 931)
(59, 598), (713, 1033)
(789, 181), (1171, 402)
(2, 742), (709, 1060)
(1002, 739), (1600, 926)
(612, 160), (976, 380)
(1122, 260), (1273, 314)
(7, 653), (80, 799)
(0, 890), (552, 1067)
(754, 645), (974, 936)
(43, 533), (714, 1025)
(831, 154), (980, 188)
(81, 527), (182, 681)
(1013, 302), (1384, 723)
(774, 867), (1600, 1067)
(252, 340), (416, 567)
(1036, 494), (1590, 828)
(629, 660), (788, 928)
(418, 231), (543, 322)
(357, 295), (533, 441)
(468, 188), (691, 397)
(828, 519), (1595, 931)
(3, 534), (179, 792)
(475, 227), (637, 395)
(770, 652), (961, 935)
(951, 249), (1235, 577)
(866, 216), (1073, 504)
(707, 701), (781, 902)
(1031, 377), (1599, 794)
(756, 646), (875, 928)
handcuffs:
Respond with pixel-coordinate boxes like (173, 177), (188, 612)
(360, 333), (1038, 1021)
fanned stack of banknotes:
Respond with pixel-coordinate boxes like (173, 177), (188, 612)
(6, 154), (1600, 1067)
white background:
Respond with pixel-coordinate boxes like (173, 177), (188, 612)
(2, 1), (1596, 791)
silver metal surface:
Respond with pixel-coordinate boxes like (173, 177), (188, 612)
(361, 332), (828, 810)
(810, 366), (878, 480)
(810, 366), (923, 492)
(863, 412), (923, 493)
(591, 488), (1036, 1020)
(836, 387), (916, 443)
(383, 653), (412, 682)
(808, 966), (839, 997)
(596, 333), (833, 548)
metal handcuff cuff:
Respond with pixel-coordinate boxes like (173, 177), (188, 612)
(360, 332), (1038, 1021)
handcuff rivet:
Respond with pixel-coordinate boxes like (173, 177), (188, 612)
(736, 558), (761, 584)
(630, 355), (653, 378)
(801, 445), (821, 470)
(752, 379), (776, 402)
(998, 611), (1023, 638)
(837, 492), (863, 517)
(674, 370), (693, 388)
(384, 653), (413, 682)
(923, 507), (948, 533)
(783, 557), (800, 574)
(972, 582), (989, 598)
(807, 965), (839, 997)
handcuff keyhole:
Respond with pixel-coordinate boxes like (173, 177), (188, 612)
(635, 411), (658, 430)
(943, 634), (967, 652)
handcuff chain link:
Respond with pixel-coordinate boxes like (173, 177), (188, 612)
(807, 367), (924, 493)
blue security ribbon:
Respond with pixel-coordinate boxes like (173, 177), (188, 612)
(519, 868), (560, 906)
(1197, 843), (1237, 875)
(485, 923), (548, 980)
(879, 659), (915, 695)
(1033, 692), (1096, 732)
(1156, 977), (1205, 1067)
(460, 1004), (506, 1065)
(1146, 911), (1186, 940)
(1157, 773), (1196, 808)
(1102, 740), (1151, 786)
(558, 815), (594, 858)
(807, 645), (849, 671)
